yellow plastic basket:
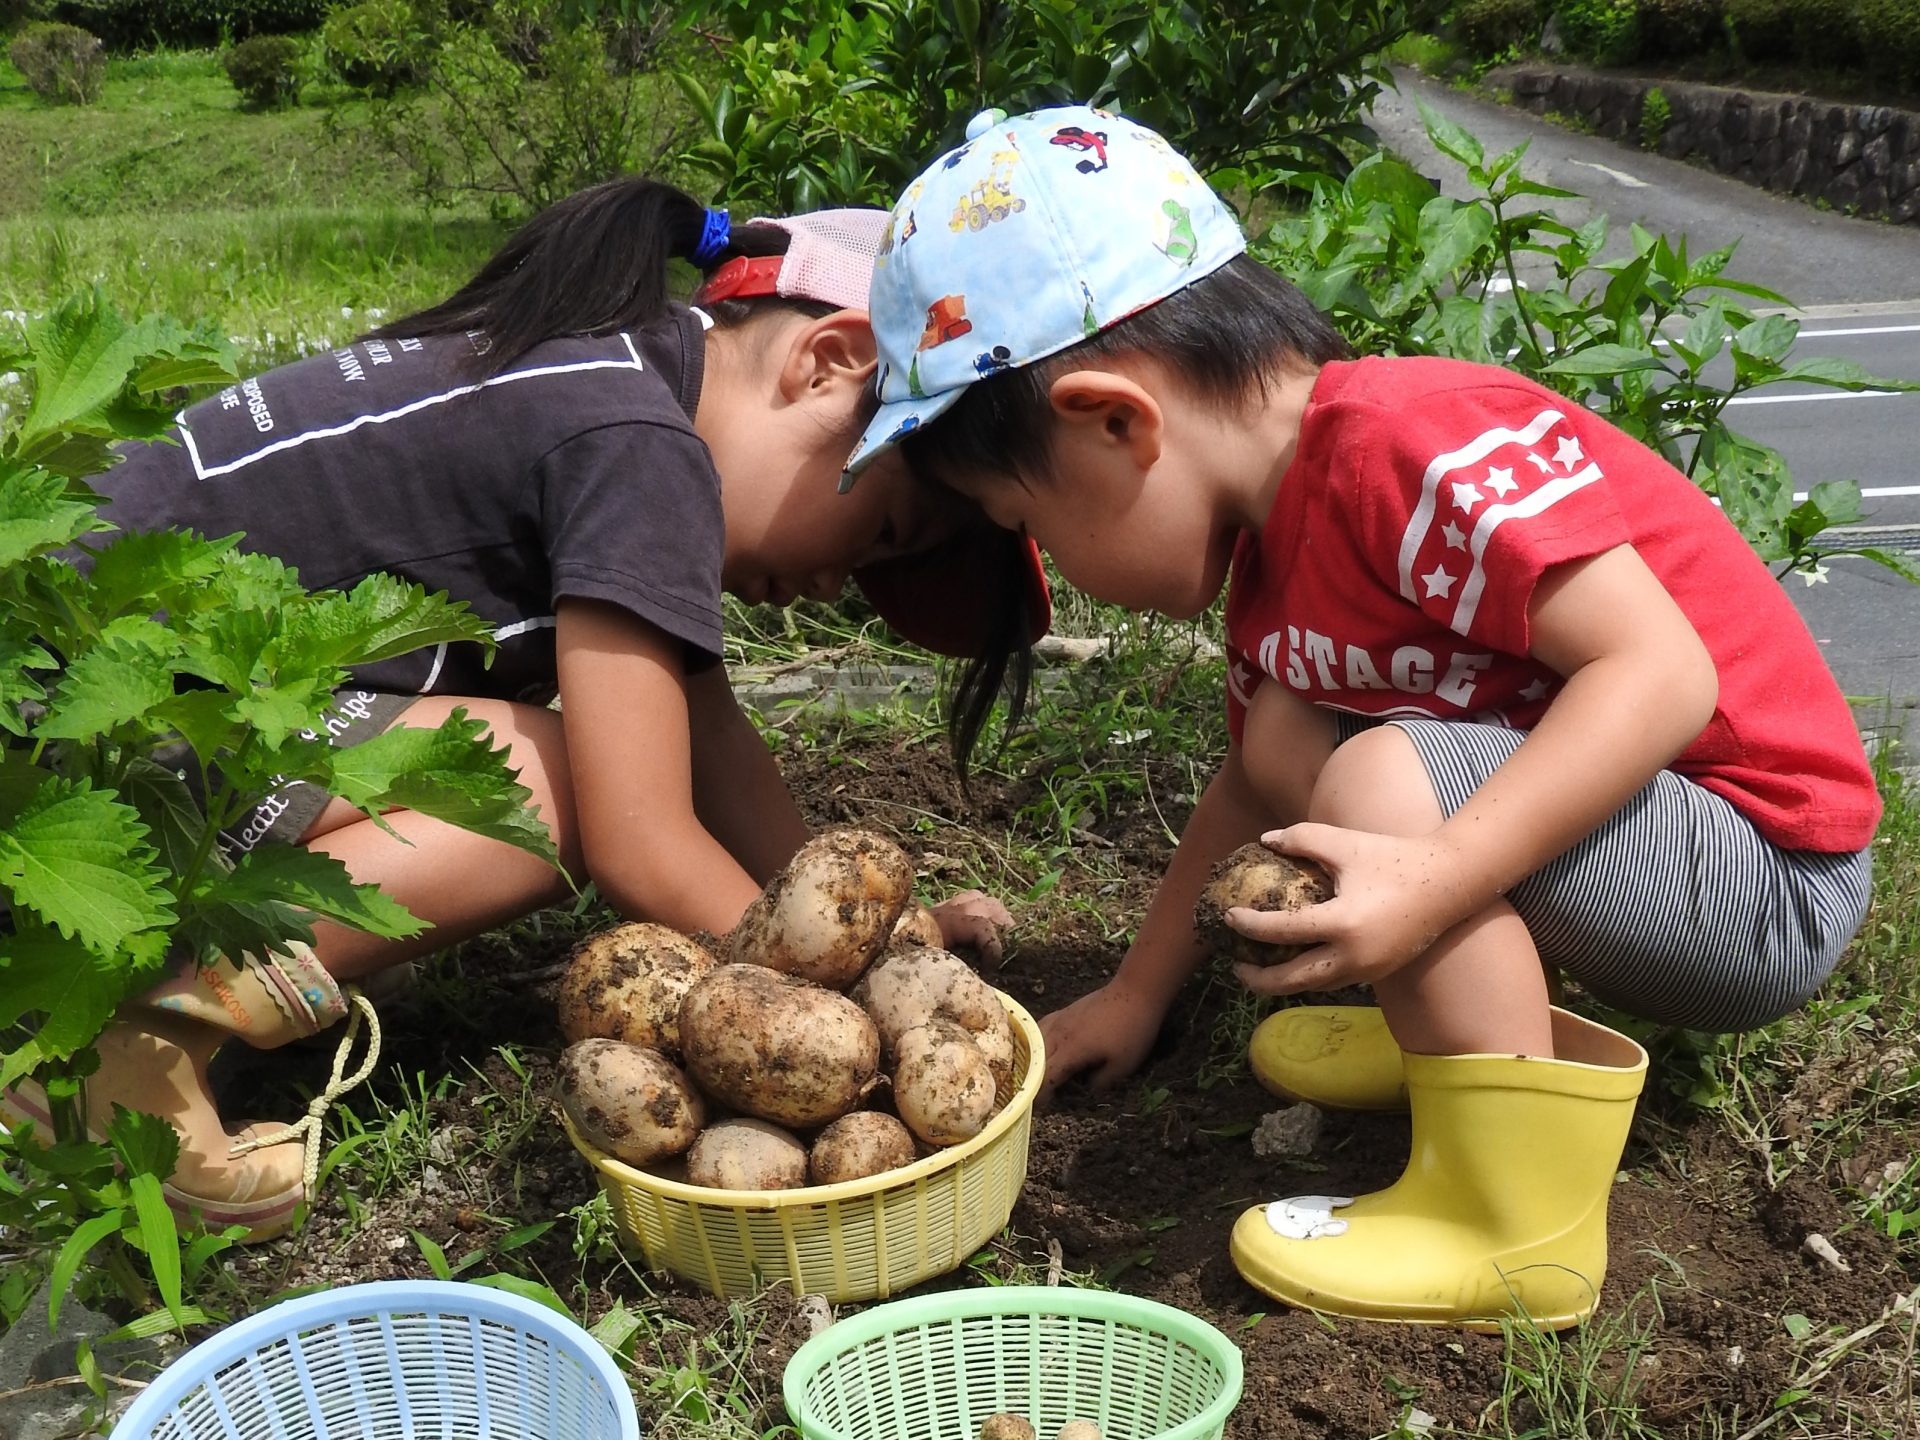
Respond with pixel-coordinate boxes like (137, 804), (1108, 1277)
(562, 990), (1044, 1302)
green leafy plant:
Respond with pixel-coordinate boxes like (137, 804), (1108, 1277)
(1636, 0), (1724, 58)
(1255, 103), (1920, 581)
(671, 0), (1442, 213)
(1452, 0), (1543, 55)
(8, 19), (104, 103)
(1856, 0), (1920, 89)
(320, 0), (430, 96)
(334, 0), (683, 216)
(223, 32), (301, 109)
(1639, 85), (1672, 150)
(1, 290), (557, 1320)
(1558, 0), (1642, 63)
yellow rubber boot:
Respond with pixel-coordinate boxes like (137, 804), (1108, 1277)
(1230, 1009), (1647, 1331)
(1248, 1006), (1407, 1111)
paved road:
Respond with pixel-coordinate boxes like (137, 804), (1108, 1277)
(1371, 74), (1920, 746)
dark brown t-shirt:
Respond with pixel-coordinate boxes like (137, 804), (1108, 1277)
(91, 308), (723, 704)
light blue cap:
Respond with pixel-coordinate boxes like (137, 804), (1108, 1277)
(841, 104), (1247, 488)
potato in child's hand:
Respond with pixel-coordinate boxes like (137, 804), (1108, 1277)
(978, 1416), (1035, 1440)
(1194, 842), (1333, 967)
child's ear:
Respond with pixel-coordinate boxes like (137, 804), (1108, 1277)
(1047, 368), (1164, 472)
(778, 310), (878, 402)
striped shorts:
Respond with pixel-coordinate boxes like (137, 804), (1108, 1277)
(1356, 717), (1874, 1033)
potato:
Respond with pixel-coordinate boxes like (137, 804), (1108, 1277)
(686, 1118), (808, 1191)
(1056, 1424), (1103, 1440)
(894, 1020), (997, 1147)
(855, 947), (1016, 1083)
(556, 923), (716, 1056)
(557, 1040), (704, 1167)
(1194, 842), (1333, 967)
(890, 902), (943, 949)
(679, 964), (880, 1128)
(808, 1111), (918, 1185)
(729, 830), (913, 989)
(979, 1417), (1035, 1440)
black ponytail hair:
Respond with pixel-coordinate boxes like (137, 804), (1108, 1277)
(365, 176), (836, 375)
(904, 255), (1350, 775)
(946, 541), (1036, 781)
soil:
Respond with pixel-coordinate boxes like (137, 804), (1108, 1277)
(223, 735), (1919, 1439)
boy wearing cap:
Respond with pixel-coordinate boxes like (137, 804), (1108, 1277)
(846, 107), (1877, 1328)
(3, 180), (1050, 1238)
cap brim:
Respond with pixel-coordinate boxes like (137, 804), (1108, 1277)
(840, 385), (968, 492)
(854, 526), (1051, 659)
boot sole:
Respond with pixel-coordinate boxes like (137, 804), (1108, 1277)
(0, 1086), (306, 1241)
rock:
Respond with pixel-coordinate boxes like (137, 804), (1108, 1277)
(1251, 1102), (1324, 1160)
(1864, 134), (1894, 180)
(0, 1282), (180, 1440)
(1539, 11), (1568, 56)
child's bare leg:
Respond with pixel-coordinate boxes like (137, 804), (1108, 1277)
(298, 697), (584, 980)
(1239, 683), (1341, 823)
(1309, 724), (1553, 1058)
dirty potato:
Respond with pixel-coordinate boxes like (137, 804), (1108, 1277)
(893, 1019), (997, 1147)
(557, 1040), (704, 1167)
(728, 830), (913, 989)
(890, 902), (943, 949)
(808, 1111), (918, 1186)
(1055, 1423), (1103, 1440)
(679, 964), (880, 1128)
(855, 947), (1016, 1084)
(686, 1118), (809, 1191)
(556, 923), (717, 1056)
(979, 1417), (1036, 1440)
(1194, 842), (1333, 967)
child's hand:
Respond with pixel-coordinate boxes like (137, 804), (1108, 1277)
(1224, 825), (1473, 998)
(1037, 980), (1165, 1096)
(931, 889), (1014, 963)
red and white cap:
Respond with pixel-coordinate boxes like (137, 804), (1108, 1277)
(695, 209), (1050, 660)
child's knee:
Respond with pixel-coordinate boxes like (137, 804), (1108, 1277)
(1307, 725), (1444, 834)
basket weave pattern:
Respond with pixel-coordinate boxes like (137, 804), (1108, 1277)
(783, 1287), (1245, 1440)
(564, 991), (1043, 1301)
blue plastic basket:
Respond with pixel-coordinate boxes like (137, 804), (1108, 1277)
(110, 1280), (639, 1440)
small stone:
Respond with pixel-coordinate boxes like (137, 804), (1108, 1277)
(1803, 1232), (1850, 1272)
(1251, 1103), (1324, 1160)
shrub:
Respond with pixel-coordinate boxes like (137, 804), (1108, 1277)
(1724, 0), (1858, 67)
(1454, 0), (1543, 54)
(1856, 0), (1920, 90)
(223, 30), (299, 107)
(8, 20), (104, 103)
(320, 0), (428, 94)
(48, 0), (327, 49)
(1635, 0), (1722, 58)
(1557, 0), (1641, 63)
(1639, 84), (1672, 148)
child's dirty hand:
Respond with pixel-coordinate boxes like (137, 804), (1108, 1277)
(1037, 981), (1164, 1096)
(1225, 824), (1471, 998)
(932, 889), (1014, 963)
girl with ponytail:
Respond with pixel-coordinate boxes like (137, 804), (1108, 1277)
(6, 176), (1048, 1238)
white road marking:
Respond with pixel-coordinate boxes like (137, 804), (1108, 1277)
(1798, 324), (1920, 339)
(1570, 159), (1651, 188)
(1726, 389), (1904, 406)
(1796, 486), (1920, 502)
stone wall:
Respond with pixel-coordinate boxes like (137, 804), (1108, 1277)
(1492, 66), (1920, 223)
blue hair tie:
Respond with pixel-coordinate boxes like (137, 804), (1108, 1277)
(692, 207), (731, 266)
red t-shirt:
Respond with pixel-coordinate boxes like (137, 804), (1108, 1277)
(1224, 356), (1880, 852)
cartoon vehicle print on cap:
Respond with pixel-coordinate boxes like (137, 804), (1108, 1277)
(1050, 125), (1109, 174)
(950, 148), (1028, 232)
(974, 345), (1013, 377)
(907, 295), (974, 397)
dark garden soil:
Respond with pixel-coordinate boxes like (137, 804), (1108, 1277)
(224, 734), (1919, 1439)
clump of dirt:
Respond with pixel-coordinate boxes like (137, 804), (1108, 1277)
(222, 734), (1917, 1440)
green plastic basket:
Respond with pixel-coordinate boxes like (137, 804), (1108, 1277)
(782, 1286), (1244, 1440)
